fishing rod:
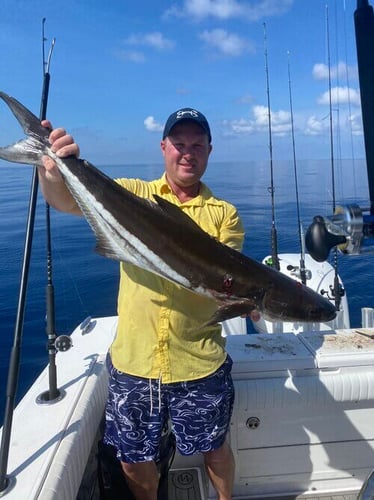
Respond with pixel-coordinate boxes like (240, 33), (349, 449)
(286, 52), (308, 285)
(263, 23), (280, 271)
(325, 5), (344, 311)
(38, 19), (62, 404)
(0, 19), (57, 494)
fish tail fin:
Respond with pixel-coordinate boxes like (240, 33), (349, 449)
(0, 91), (50, 165)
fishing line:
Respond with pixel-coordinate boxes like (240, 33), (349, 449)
(53, 240), (92, 322)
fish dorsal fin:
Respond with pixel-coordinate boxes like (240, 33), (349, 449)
(153, 194), (204, 234)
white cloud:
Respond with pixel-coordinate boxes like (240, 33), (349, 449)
(303, 109), (362, 137)
(223, 104), (291, 136)
(317, 86), (361, 106)
(199, 29), (254, 56)
(124, 32), (174, 50)
(347, 113), (363, 136)
(118, 32), (174, 62)
(164, 0), (294, 21)
(252, 105), (291, 135)
(225, 117), (255, 134)
(144, 116), (164, 133)
(312, 61), (358, 81)
(251, 105), (268, 129)
(183, 0), (243, 19)
(304, 115), (328, 136)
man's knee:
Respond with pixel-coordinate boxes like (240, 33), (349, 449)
(121, 460), (158, 481)
(204, 441), (233, 465)
(120, 461), (159, 500)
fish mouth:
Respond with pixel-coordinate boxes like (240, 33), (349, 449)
(261, 291), (337, 323)
(309, 304), (337, 322)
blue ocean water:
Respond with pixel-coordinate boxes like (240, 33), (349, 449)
(0, 158), (373, 423)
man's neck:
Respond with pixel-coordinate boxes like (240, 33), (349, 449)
(168, 179), (200, 203)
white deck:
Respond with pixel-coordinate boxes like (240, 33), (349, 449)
(226, 330), (374, 498)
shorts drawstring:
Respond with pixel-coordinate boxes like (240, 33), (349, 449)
(158, 375), (162, 412)
(149, 374), (162, 415)
(149, 378), (153, 415)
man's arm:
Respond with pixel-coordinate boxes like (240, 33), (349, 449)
(40, 120), (82, 215)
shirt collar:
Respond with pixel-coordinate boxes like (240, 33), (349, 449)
(159, 173), (214, 206)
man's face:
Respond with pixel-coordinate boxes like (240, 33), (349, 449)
(160, 121), (212, 189)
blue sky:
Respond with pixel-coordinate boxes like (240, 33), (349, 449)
(0, 0), (365, 165)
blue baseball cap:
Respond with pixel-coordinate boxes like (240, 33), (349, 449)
(162, 108), (212, 142)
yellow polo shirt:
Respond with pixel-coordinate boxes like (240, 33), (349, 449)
(110, 174), (244, 383)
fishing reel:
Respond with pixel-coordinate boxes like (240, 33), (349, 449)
(306, 204), (374, 261)
(46, 333), (73, 354)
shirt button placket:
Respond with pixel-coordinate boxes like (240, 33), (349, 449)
(158, 282), (173, 381)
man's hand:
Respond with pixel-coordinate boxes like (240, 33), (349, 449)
(38, 120), (82, 214)
(41, 120), (80, 182)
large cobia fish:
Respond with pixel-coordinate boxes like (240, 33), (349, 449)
(0, 91), (336, 325)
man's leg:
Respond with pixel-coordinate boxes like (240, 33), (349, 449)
(121, 460), (159, 500)
(104, 358), (169, 500)
(204, 441), (235, 500)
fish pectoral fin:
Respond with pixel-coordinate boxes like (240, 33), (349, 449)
(94, 239), (121, 261)
(205, 299), (258, 327)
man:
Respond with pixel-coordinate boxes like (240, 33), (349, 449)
(40, 108), (244, 500)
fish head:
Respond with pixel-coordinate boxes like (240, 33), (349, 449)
(262, 279), (336, 323)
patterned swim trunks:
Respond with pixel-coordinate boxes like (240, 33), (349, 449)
(104, 354), (234, 463)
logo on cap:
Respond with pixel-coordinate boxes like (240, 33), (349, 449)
(176, 109), (199, 119)
(163, 107), (211, 142)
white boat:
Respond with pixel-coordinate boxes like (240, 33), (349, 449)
(1, 1), (374, 499)
(2, 315), (374, 499)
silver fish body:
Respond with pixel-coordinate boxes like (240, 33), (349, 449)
(0, 91), (336, 325)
